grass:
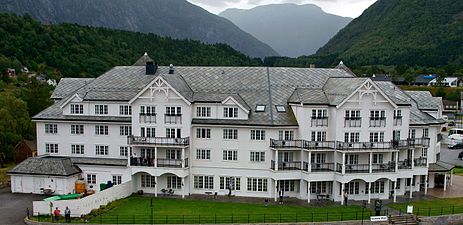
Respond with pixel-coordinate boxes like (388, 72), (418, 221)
(389, 197), (463, 216)
(78, 196), (373, 224)
(0, 163), (15, 187)
(453, 166), (463, 176)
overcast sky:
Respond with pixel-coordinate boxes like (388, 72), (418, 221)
(187, 0), (377, 18)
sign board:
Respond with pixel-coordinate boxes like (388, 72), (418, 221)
(407, 205), (414, 214)
(370, 216), (388, 222)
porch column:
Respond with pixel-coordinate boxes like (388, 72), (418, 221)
(444, 173), (448, 191)
(411, 149), (415, 169)
(181, 177), (185, 198)
(393, 179), (397, 203)
(154, 147), (158, 168)
(450, 171), (453, 186)
(154, 176), (158, 197)
(299, 180), (305, 199)
(369, 152), (373, 173)
(395, 152), (399, 172)
(181, 148), (185, 168)
(274, 180), (278, 202)
(307, 181), (311, 203)
(367, 182), (372, 204)
(409, 177), (413, 199)
(300, 150), (304, 170)
(275, 150), (279, 171)
(424, 175), (428, 195)
(342, 153), (346, 174)
(341, 182), (345, 205)
(308, 151), (312, 172)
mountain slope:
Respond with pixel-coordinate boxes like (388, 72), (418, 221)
(0, 13), (262, 77)
(220, 4), (351, 57)
(316, 0), (463, 66)
(0, 0), (278, 58)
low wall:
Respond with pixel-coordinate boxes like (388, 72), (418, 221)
(33, 181), (134, 216)
(420, 213), (463, 225)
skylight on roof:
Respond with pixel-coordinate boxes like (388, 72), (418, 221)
(275, 105), (286, 112)
(256, 105), (266, 112)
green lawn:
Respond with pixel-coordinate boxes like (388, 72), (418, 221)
(389, 197), (463, 216)
(81, 196), (373, 224)
(454, 166), (463, 176)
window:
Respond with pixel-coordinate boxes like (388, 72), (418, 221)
(345, 110), (361, 119)
(71, 144), (84, 154)
(95, 145), (109, 155)
(196, 107), (211, 117)
(278, 130), (294, 140)
(71, 124), (84, 135)
(119, 126), (132, 136)
(311, 131), (326, 141)
(366, 181), (385, 194)
(310, 181), (328, 194)
(196, 149), (211, 160)
(423, 128), (429, 138)
(87, 174), (96, 184)
(345, 110), (361, 127)
(346, 181), (359, 195)
(279, 151), (294, 162)
(194, 175), (214, 189)
(70, 104), (83, 114)
(223, 129), (238, 140)
(166, 149), (181, 160)
(410, 129), (416, 139)
(369, 110), (386, 127)
(369, 132), (384, 142)
(95, 125), (109, 135)
(345, 154), (359, 164)
(393, 130), (401, 141)
(372, 154), (384, 164)
(394, 110), (402, 126)
(166, 106), (181, 116)
(140, 106), (156, 115)
(141, 127), (155, 138)
(196, 128), (211, 139)
(119, 105), (132, 115)
(223, 150), (238, 161)
(167, 176), (182, 189)
(120, 146), (131, 157)
(275, 105), (286, 112)
(251, 130), (265, 140)
(166, 128), (181, 138)
(45, 124), (58, 134)
(421, 148), (428, 158)
(278, 180), (295, 192)
(224, 107), (238, 118)
(255, 105), (266, 112)
(344, 132), (360, 142)
(311, 109), (328, 126)
(250, 151), (265, 162)
(220, 177), (241, 190)
(247, 178), (268, 192)
(141, 174), (156, 188)
(311, 153), (326, 163)
(95, 105), (108, 115)
(45, 143), (58, 153)
(112, 175), (122, 185)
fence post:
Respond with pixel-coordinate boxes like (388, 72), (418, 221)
(165, 215), (168, 224)
(264, 214), (266, 223)
(116, 215), (119, 224)
(183, 215), (185, 224)
(38, 213), (40, 222)
(441, 207), (443, 216)
(453, 206), (455, 214)
(326, 212), (328, 221)
(399, 208), (402, 215)
(428, 208), (431, 216)
(232, 214), (234, 224)
(214, 214), (216, 224)
(417, 208), (420, 216)
(199, 215), (200, 224)
(296, 213), (298, 222)
(100, 214), (102, 224)
(132, 215), (134, 224)
(356, 211), (358, 220)
(279, 213), (281, 223)
(341, 212), (343, 221)
(248, 214), (250, 223)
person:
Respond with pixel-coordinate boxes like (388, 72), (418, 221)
(278, 189), (284, 205)
(65, 206), (71, 223)
(343, 191), (348, 206)
(264, 198), (269, 207)
(53, 207), (61, 222)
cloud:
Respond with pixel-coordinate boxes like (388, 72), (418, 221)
(188, 0), (241, 7)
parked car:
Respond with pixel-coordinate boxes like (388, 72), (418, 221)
(458, 151), (463, 160)
(448, 121), (456, 126)
(448, 128), (463, 148)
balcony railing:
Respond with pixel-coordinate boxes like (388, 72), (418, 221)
(345, 164), (370, 173)
(139, 113), (156, 123)
(311, 163), (335, 172)
(128, 135), (189, 146)
(371, 162), (395, 173)
(344, 117), (361, 127)
(398, 160), (412, 169)
(130, 157), (189, 168)
(311, 117), (328, 127)
(369, 117), (386, 127)
(270, 139), (335, 149)
(393, 116), (402, 126)
(414, 157), (427, 167)
(270, 160), (303, 171)
(164, 114), (182, 124)
(337, 142), (393, 150)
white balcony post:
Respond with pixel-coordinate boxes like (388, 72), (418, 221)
(341, 182), (345, 205)
(369, 152), (373, 173)
(154, 147), (158, 168)
(368, 182), (371, 204)
(307, 181), (311, 203)
(181, 177), (185, 198)
(300, 150), (304, 170)
(308, 151), (312, 172)
(444, 173), (448, 191)
(154, 176), (158, 197)
(274, 180), (278, 202)
(182, 148), (185, 168)
(450, 171), (453, 186)
(411, 149), (415, 169)
(393, 179), (397, 203)
(409, 177), (413, 199)
(275, 150), (279, 171)
(424, 175), (428, 195)
(395, 152), (399, 172)
(342, 153), (346, 174)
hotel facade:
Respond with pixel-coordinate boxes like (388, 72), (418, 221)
(10, 54), (450, 204)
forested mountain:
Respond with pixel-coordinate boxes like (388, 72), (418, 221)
(0, 0), (278, 58)
(0, 13), (262, 78)
(220, 4), (351, 57)
(316, 0), (463, 67)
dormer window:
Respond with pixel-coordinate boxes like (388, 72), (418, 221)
(95, 105), (108, 115)
(255, 105), (266, 112)
(275, 105), (286, 113)
(70, 104), (84, 114)
(224, 107), (238, 118)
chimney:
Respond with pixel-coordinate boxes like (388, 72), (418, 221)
(146, 61), (157, 75)
(309, 64), (316, 68)
(168, 64), (175, 74)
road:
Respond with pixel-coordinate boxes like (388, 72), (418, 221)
(0, 187), (43, 225)
(440, 141), (463, 167)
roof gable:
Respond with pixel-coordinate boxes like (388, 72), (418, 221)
(129, 76), (191, 105)
(334, 79), (398, 109)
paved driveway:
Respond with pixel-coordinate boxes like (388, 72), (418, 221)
(440, 137), (463, 167)
(0, 187), (44, 225)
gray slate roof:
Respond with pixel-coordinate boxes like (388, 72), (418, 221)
(9, 156), (81, 176)
(51, 78), (94, 100)
(70, 157), (127, 166)
(428, 161), (454, 172)
(405, 91), (442, 111)
(405, 91), (445, 126)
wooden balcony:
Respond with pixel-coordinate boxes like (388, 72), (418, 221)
(128, 135), (189, 147)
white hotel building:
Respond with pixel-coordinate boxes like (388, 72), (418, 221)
(10, 54), (451, 204)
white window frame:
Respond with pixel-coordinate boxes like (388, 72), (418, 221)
(119, 126), (132, 136)
(223, 129), (238, 140)
(95, 145), (109, 155)
(71, 144), (84, 154)
(119, 105), (132, 115)
(45, 143), (59, 153)
(87, 174), (96, 184)
(196, 128), (211, 139)
(251, 130), (265, 140)
(70, 104), (83, 114)
(71, 124), (84, 135)
(247, 177), (268, 192)
(112, 175), (122, 185)
(223, 107), (238, 118)
(95, 125), (109, 135)
(196, 106), (211, 117)
(196, 149), (211, 160)
(95, 104), (108, 115)
(45, 124), (58, 134)
(250, 151), (265, 162)
(223, 150), (238, 161)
